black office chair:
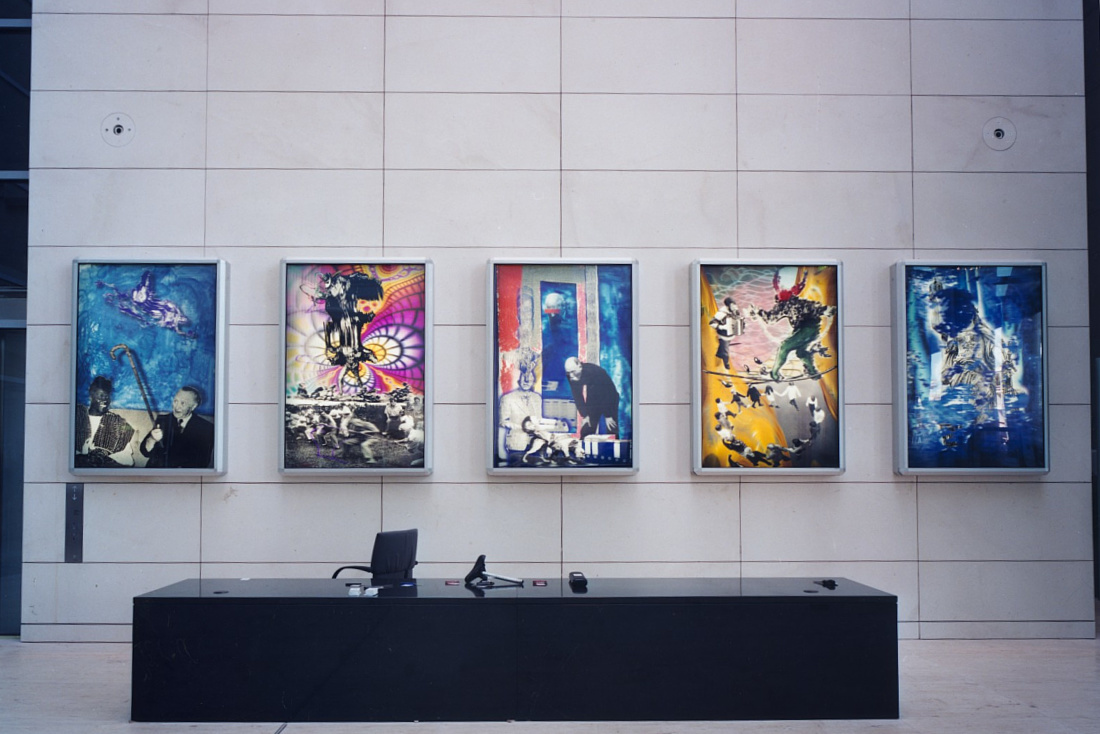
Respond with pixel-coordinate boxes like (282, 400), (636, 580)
(332, 528), (418, 584)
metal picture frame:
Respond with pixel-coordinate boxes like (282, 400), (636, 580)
(893, 261), (1049, 474)
(280, 259), (432, 475)
(487, 259), (638, 475)
(70, 259), (228, 475)
(691, 260), (844, 475)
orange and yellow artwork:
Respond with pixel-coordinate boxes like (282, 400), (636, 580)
(696, 263), (841, 472)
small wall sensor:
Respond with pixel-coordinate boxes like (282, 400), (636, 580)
(102, 113), (135, 147)
(982, 117), (1016, 151)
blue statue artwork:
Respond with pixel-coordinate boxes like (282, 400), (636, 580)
(492, 261), (635, 472)
(97, 270), (198, 339)
(901, 263), (1046, 472)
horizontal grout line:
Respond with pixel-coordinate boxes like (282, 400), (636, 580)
(28, 88), (1087, 98)
(21, 482), (1088, 489)
(910, 560), (1095, 565)
(28, 166), (1091, 175)
(749, 561), (1094, 566)
(741, 17), (1081, 22)
(22, 560), (1092, 566)
(24, 250), (1093, 257)
(31, 12), (1085, 21)
(917, 621), (1096, 627)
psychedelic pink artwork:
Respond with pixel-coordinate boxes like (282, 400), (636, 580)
(283, 262), (429, 472)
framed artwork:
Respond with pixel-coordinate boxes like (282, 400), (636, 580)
(692, 261), (843, 474)
(281, 260), (431, 474)
(894, 261), (1048, 474)
(488, 259), (638, 474)
(70, 260), (227, 475)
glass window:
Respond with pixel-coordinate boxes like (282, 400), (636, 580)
(0, 28), (30, 172)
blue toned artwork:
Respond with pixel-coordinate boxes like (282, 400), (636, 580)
(539, 281), (578, 402)
(73, 261), (220, 471)
(596, 264), (633, 440)
(901, 263), (1046, 472)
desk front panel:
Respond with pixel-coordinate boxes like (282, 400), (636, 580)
(517, 597), (898, 720)
(132, 597), (517, 722)
(132, 578), (897, 722)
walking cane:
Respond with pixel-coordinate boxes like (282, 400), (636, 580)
(110, 343), (156, 426)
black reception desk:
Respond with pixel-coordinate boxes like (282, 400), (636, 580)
(131, 576), (899, 722)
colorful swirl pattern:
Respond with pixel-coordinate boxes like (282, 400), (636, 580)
(286, 263), (426, 398)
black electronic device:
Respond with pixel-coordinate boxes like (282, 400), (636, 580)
(464, 554), (523, 588)
(568, 571), (588, 591)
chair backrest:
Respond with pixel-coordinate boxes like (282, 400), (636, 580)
(370, 528), (418, 582)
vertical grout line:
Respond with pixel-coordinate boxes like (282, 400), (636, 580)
(381, 0), (388, 258)
(557, 476), (565, 576)
(909, 1), (917, 260)
(734, 4), (741, 581)
(203, 9), (210, 261)
(915, 476), (921, 639)
(380, 1), (388, 530)
(559, 8), (564, 259)
(908, 0), (921, 639)
(733, 9), (739, 258)
(559, 5), (565, 577)
(199, 2), (211, 583)
(738, 478), (743, 582)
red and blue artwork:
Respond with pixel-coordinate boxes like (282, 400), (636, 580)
(900, 263), (1047, 473)
(492, 261), (634, 472)
(284, 262), (428, 472)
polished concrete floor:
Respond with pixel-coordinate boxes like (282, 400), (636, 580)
(1, 633), (1098, 734)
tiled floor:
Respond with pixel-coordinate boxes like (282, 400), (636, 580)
(1, 634), (1098, 734)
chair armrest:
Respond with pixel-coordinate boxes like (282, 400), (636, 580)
(332, 565), (373, 579)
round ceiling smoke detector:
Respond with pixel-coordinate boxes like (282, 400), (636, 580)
(982, 117), (1016, 151)
(102, 113), (135, 147)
